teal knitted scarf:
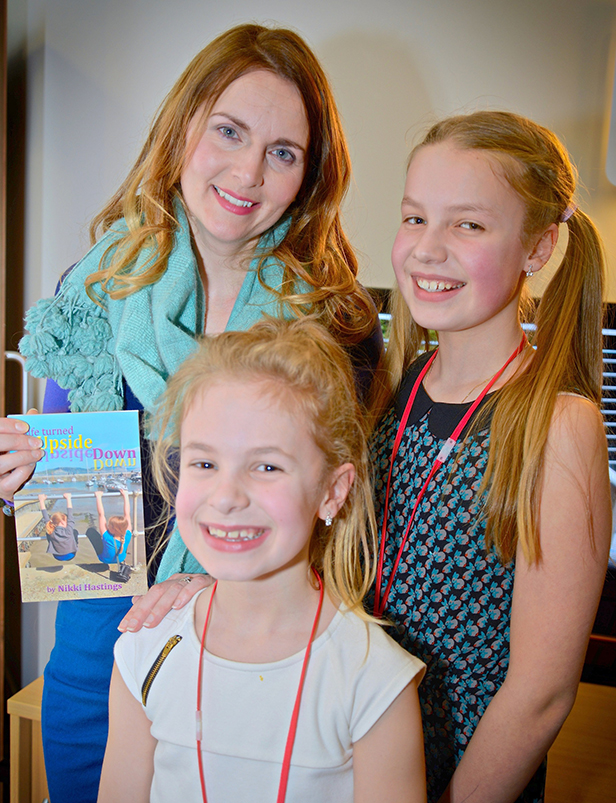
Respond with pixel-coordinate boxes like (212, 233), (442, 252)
(20, 204), (296, 415)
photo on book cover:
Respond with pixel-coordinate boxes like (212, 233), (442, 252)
(11, 410), (147, 602)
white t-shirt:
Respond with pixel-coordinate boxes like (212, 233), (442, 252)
(115, 592), (425, 803)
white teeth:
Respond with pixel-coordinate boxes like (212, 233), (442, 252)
(214, 186), (254, 208)
(416, 278), (465, 293)
(208, 526), (264, 541)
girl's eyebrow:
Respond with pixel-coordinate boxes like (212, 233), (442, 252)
(250, 446), (296, 461)
(402, 196), (494, 216)
(446, 203), (495, 215)
(182, 441), (212, 452)
(210, 112), (307, 153)
(182, 442), (296, 461)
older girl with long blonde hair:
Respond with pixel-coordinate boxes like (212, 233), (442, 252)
(371, 110), (611, 802)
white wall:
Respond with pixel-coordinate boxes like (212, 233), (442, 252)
(11, 0), (616, 682)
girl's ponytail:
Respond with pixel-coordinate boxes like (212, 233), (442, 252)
(534, 209), (604, 402)
(485, 208), (605, 563)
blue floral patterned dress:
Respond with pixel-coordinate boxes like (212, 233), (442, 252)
(371, 354), (545, 803)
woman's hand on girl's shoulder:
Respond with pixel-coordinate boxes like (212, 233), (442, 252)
(118, 573), (214, 633)
(0, 412), (44, 502)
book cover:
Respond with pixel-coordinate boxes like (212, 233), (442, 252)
(11, 410), (147, 602)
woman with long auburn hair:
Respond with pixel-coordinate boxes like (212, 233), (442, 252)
(370, 110), (611, 802)
(1, 24), (381, 802)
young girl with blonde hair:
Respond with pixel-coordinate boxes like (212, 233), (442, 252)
(371, 110), (611, 802)
(99, 318), (425, 802)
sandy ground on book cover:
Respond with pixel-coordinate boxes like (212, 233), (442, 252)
(16, 498), (147, 602)
(18, 533), (147, 601)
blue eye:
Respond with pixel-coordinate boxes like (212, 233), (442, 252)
(218, 126), (238, 140)
(404, 215), (426, 225)
(256, 463), (280, 473)
(271, 148), (294, 163)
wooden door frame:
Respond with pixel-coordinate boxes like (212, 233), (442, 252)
(0, 0), (8, 765)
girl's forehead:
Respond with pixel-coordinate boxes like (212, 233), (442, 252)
(179, 375), (326, 467)
(184, 375), (307, 424)
(405, 142), (523, 213)
(408, 142), (513, 187)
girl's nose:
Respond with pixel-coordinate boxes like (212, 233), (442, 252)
(412, 225), (447, 264)
(209, 472), (249, 515)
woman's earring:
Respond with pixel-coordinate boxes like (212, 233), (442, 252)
(526, 264), (534, 277)
(325, 513), (333, 527)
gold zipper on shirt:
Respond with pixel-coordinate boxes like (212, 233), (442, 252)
(141, 635), (183, 705)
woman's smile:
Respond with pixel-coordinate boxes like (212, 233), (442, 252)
(212, 185), (259, 214)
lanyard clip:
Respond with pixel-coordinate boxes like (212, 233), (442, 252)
(436, 437), (456, 463)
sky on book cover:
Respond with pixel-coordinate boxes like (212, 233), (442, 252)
(11, 410), (141, 476)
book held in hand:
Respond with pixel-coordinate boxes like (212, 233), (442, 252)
(11, 410), (148, 602)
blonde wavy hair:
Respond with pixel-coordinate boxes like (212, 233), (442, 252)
(150, 317), (377, 614)
(375, 110), (605, 564)
(85, 23), (375, 344)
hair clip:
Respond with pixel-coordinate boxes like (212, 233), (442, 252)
(561, 203), (578, 223)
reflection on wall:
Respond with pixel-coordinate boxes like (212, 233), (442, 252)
(12, 0), (616, 300)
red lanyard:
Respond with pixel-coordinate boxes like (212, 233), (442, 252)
(373, 336), (526, 618)
(196, 570), (325, 803)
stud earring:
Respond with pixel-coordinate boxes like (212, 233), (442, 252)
(325, 514), (332, 527)
(526, 265), (534, 277)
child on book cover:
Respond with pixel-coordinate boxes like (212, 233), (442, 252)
(85, 489), (133, 565)
(38, 492), (79, 561)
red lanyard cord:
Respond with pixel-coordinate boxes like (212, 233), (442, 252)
(373, 336), (526, 618)
(196, 580), (217, 799)
(196, 570), (325, 803)
(276, 570), (324, 803)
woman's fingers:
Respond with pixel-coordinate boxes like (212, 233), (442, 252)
(0, 416), (44, 501)
(117, 573), (213, 633)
